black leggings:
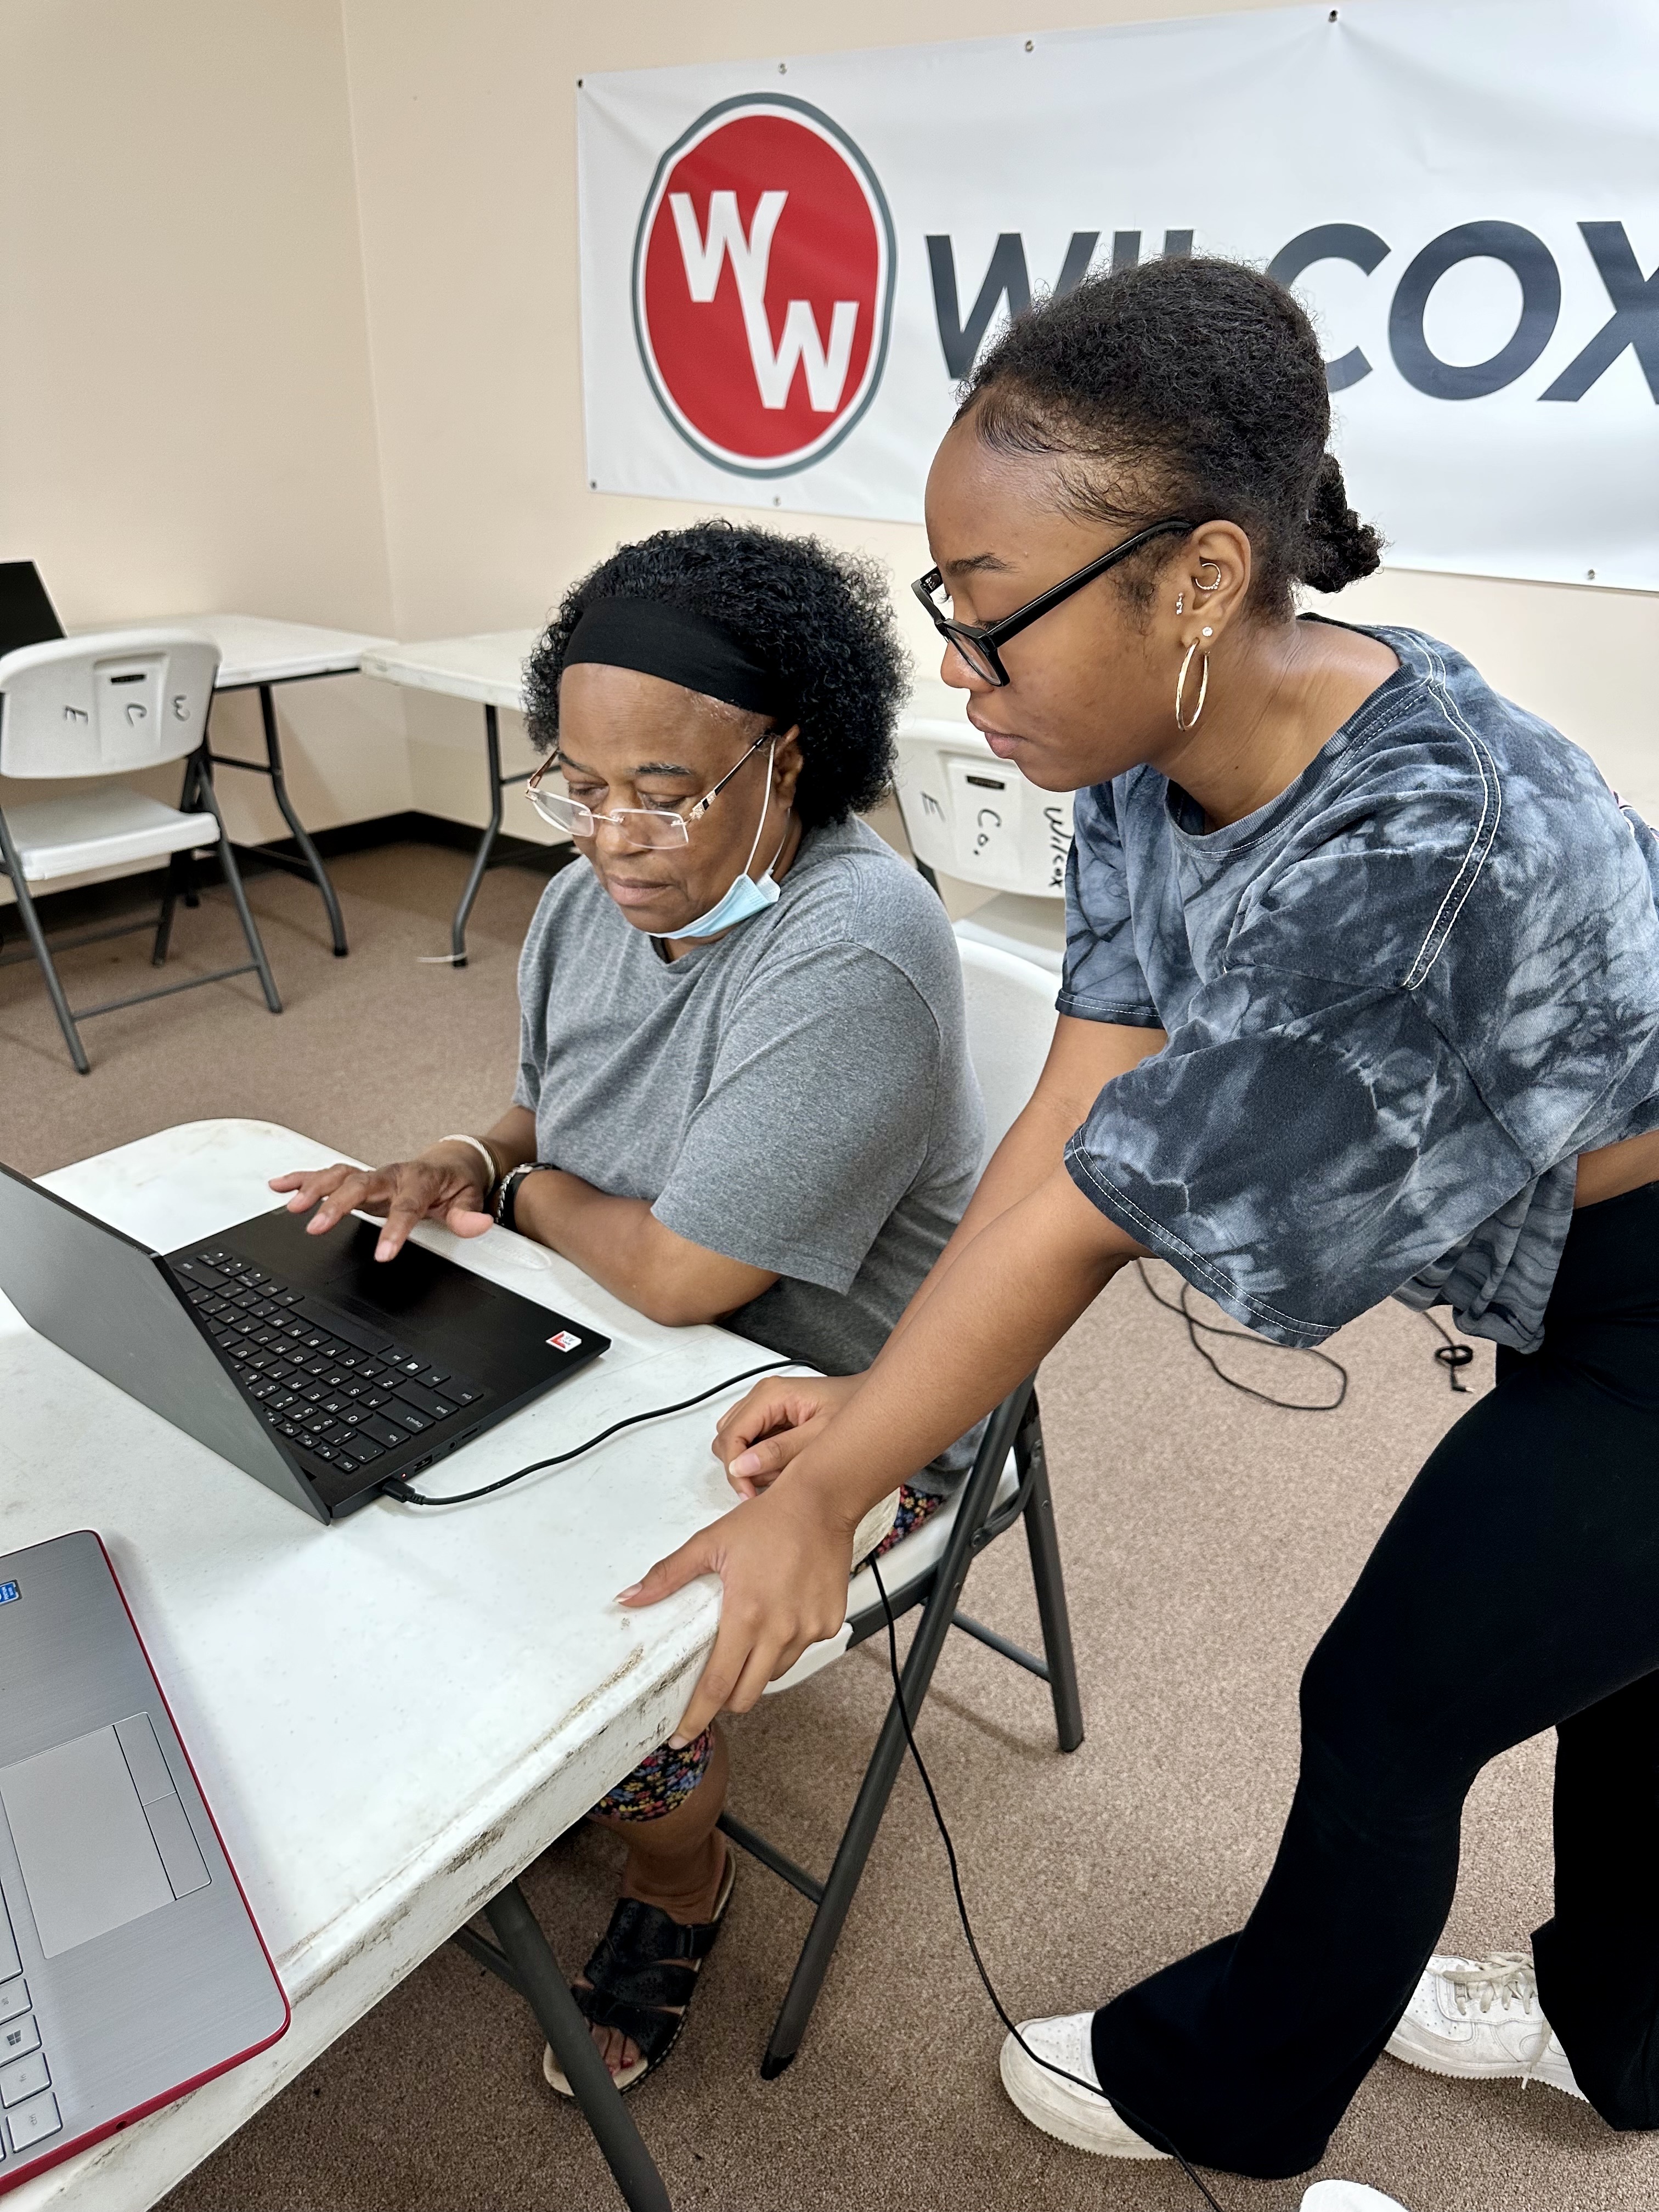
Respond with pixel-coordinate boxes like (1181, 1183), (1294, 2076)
(1091, 1179), (1659, 2179)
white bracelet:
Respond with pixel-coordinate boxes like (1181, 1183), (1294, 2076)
(439, 1133), (500, 1195)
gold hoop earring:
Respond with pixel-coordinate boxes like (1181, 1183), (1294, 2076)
(1194, 560), (1222, 595)
(1175, 640), (1210, 730)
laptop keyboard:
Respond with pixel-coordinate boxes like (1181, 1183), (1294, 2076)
(172, 1248), (487, 1476)
(0, 1894), (58, 2160)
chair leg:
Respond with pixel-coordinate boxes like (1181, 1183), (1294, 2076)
(153, 853), (183, 967)
(450, 702), (504, 968)
(1018, 1412), (1085, 1754)
(176, 760), (202, 905)
(481, 1882), (672, 2212)
(190, 751), (282, 1013)
(0, 830), (89, 1073)
(758, 1684), (917, 2080)
(758, 1385), (1035, 2079)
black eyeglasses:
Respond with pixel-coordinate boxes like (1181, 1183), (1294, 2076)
(911, 517), (1196, 686)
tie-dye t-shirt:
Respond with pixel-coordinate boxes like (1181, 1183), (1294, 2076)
(1059, 620), (1659, 1353)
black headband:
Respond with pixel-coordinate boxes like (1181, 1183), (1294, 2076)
(562, 597), (786, 720)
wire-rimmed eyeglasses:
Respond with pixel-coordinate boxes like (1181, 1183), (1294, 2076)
(911, 517), (1196, 686)
(525, 731), (772, 849)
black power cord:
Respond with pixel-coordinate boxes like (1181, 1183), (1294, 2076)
(379, 1358), (791, 1507)
(1137, 1260), (1480, 1408)
(1418, 1308), (1475, 1392)
(1135, 1261), (1348, 1412)
(868, 1553), (1243, 2212)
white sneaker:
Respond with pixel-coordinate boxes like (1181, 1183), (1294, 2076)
(1386, 1952), (1585, 2102)
(999, 2012), (1170, 2158)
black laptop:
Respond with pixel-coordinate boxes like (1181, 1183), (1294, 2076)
(0, 1165), (609, 1522)
(0, 562), (66, 659)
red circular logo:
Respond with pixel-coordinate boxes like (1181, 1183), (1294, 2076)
(633, 97), (895, 477)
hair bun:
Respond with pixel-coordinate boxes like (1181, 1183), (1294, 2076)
(1300, 453), (1384, 593)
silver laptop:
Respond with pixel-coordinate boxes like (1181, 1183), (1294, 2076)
(0, 1531), (287, 2186)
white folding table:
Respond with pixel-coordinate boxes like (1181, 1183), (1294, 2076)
(93, 617), (393, 960)
(0, 1118), (784, 2212)
(358, 632), (545, 966)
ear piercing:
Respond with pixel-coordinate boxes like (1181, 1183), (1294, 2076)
(1180, 568), (1222, 614)
(1175, 640), (1211, 729)
(1176, 623), (1218, 730)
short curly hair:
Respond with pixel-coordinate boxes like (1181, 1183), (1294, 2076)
(963, 256), (1383, 617)
(524, 521), (910, 831)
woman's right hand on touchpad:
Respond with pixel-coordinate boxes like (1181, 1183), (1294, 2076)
(268, 1152), (492, 1262)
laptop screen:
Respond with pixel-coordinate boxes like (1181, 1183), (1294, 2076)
(0, 563), (65, 660)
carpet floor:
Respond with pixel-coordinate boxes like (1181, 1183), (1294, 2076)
(2, 844), (1649, 2212)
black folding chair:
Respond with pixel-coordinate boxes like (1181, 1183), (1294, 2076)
(718, 1372), (1083, 2078)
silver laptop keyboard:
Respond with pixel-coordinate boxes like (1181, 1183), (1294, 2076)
(0, 1895), (58, 2163)
(172, 1248), (486, 1473)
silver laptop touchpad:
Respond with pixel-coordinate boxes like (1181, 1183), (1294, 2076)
(0, 1714), (208, 1959)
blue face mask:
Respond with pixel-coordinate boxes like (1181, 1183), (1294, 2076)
(678, 742), (788, 940)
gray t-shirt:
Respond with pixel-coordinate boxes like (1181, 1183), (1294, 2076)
(514, 814), (986, 1489)
(1060, 619), (1659, 1353)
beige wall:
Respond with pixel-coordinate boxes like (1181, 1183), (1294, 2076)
(339, 0), (1658, 823)
(7, 0), (1656, 896)
(0, 0), (408, 902)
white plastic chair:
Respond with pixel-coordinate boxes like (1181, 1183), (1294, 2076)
(893, 682), (1070, 974)
(957, 936), (1068, 1151)
(0, 631), (281, 1072)
(712, 934), (1083, 2078)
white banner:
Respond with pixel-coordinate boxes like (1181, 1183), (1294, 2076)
(578, 0), (1659, 592)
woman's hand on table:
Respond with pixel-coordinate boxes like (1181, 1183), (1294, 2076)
(712, 1372), (864, 1496)
(268, 1145), (495, 1261)
(654, 1167), (1142, 1737)
(617, 1480), (858, 1743)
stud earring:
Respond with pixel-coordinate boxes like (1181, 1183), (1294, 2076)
(1202, 625), (1214, 638)
(1175, 592), (1184, 614)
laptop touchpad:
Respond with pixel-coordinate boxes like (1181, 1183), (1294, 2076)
(0, 1717), (205, 1959)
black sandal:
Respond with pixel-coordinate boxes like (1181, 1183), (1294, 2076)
(543, 1850), (735, 2096)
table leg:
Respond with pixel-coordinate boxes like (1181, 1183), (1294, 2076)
(481, 1881), (673, 2212)
(256, 685), (349, 957)
(206, 686), (349, 956)
(449, 703), (504, 968)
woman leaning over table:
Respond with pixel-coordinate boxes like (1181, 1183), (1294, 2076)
(621, 256), (1659, 2179)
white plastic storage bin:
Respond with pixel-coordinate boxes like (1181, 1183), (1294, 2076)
(893, 678), (1074, 898)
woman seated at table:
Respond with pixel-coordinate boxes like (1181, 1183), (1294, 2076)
(270, 520), (985, 2093)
